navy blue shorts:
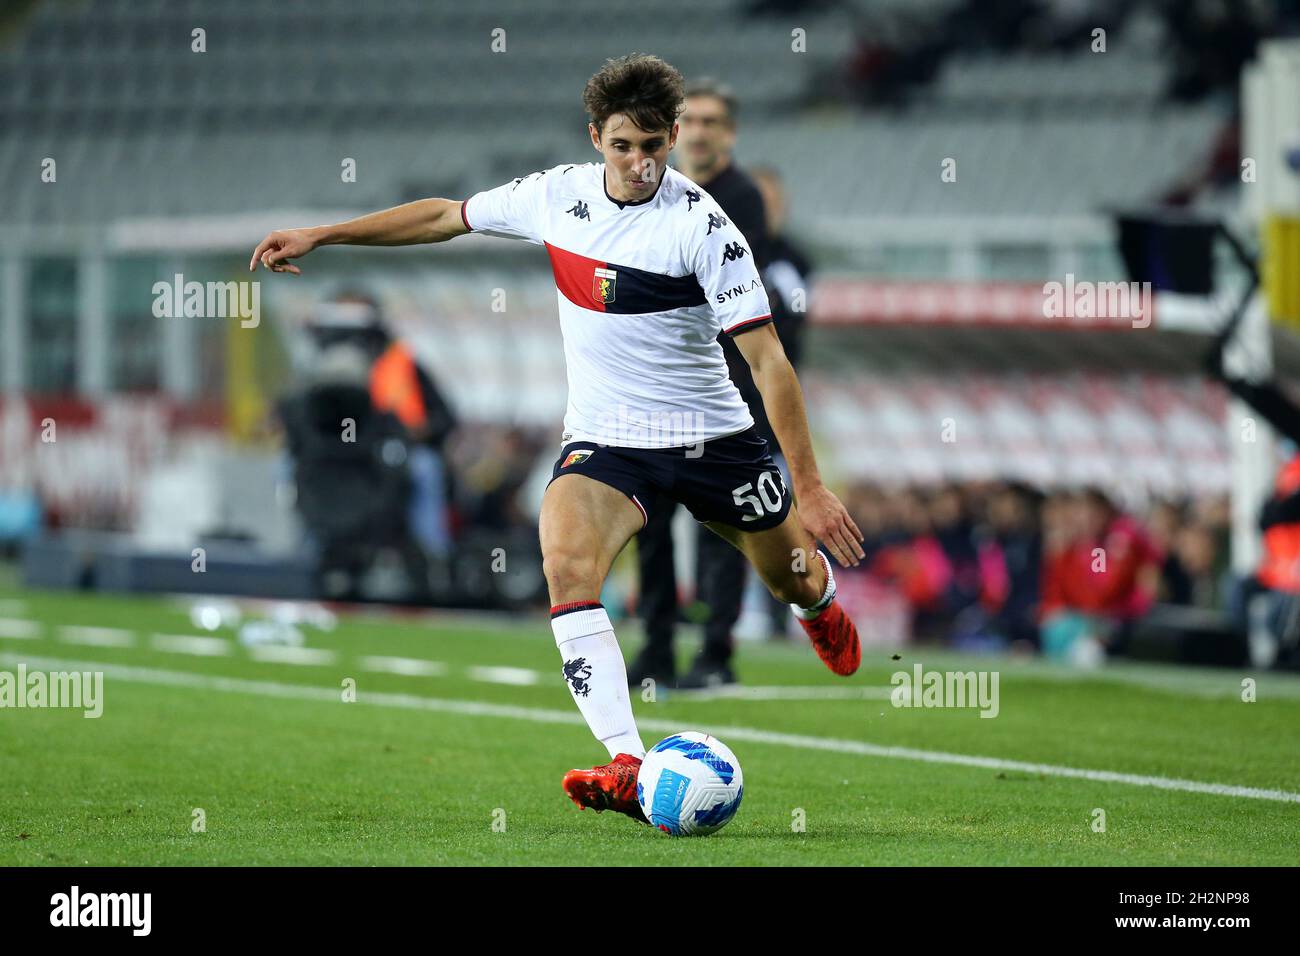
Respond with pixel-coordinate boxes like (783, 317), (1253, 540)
(547, 426), (792, 532)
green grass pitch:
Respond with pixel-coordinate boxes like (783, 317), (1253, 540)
(1, 583), (1297, 866)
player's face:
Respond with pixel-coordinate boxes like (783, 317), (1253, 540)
(591, 113), (677, 202)
(677, 95), (735, 175)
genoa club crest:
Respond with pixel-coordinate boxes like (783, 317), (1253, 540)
(562, 449), (593, 468)
(592, 267), (617, 304)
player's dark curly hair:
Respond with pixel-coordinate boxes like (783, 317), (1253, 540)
(582, 53), (685, 137)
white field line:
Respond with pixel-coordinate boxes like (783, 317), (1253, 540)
(467, 665), (540, 686)
(133, 602), (1300, 701)
(56, 625), (135, 648)
(871, 650), (1300, 701)
(0, 618), (42, 639)
(151, 634), (232, 657)
(3, 652), (1297, 805)
(359, 655), (448, 677)
(246, 645), (337, 666)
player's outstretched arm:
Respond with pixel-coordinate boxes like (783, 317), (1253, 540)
(248, 198), (470, 274)
(733, 323), (865, 568)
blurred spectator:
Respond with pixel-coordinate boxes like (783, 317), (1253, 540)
(869, 488), (950, 631)
(930, 485), (983, 616)
(1040, 489), (1163, 662)
(1168, 522), (1224, 610)
(1148, 498), (1185, 557)
(1214, 444), (1300, 670)
(1245, 453), (1300, 667)
(1151, 498), (1232, 610)
(308, 291), (458, 559)
(1152, 498), (1192, 602)
(448, 425), (544, 534)
(983, 482), (1045, 652)
(839, 481), (1231, 661)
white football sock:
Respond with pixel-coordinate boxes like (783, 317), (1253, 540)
(791, 549), (836, 621)
(551, 601), (646, 760)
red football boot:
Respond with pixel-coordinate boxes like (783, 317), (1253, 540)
(562, 753), (649, 824)
(798, 600), (861, 676)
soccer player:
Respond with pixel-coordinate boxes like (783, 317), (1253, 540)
(249, 53), (866, 825)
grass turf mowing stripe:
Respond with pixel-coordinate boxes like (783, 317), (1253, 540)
(245, 645), (337, 666)
(150, 634), (232, 657)
(56, 625), (135, 647)
(467, 665), (540, 685)
(6, 650), (1298, 805)
(0, 618), (41, 639)
(358, 655), (448, 676)
(671, 686), (895, 701)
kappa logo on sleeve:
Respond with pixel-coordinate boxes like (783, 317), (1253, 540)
(562, 449), (595, 468)
(511, 169), (548, 191)
(719, 242), (748, 265)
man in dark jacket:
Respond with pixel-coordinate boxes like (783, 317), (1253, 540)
(627, 80), (788, 689)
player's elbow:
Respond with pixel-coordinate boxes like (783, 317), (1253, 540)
(745, 337), (793, 381)
(425, 198), (466, 244)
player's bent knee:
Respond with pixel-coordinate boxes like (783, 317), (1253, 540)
(542, 549), (601, 602)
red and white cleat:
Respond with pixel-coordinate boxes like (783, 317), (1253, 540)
(798, 600), (861, 676)
(562, 753), (649, 824)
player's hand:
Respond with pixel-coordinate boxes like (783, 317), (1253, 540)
(248, 228), (318, 275)
(797, 483), (865, 568)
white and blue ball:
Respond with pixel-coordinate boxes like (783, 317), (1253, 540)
(637, 732), (743, 836)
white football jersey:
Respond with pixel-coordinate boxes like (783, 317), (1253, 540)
(461, 162), (773, 449)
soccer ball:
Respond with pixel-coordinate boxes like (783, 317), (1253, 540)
(637, 732), (744, 836)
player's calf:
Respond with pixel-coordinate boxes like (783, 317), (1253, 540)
(552, 601), (647, 760)
(712, 513), (861, 677)
(766, 551), (826, 608)
(706, 512), (825, 608)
